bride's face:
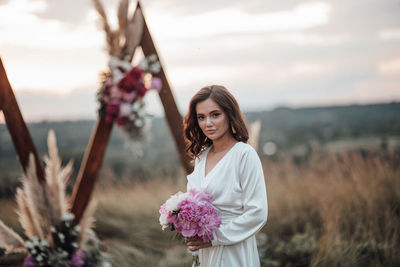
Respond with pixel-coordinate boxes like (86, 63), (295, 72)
(195, 98), (231, 141)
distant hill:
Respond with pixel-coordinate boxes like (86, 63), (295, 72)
(1, 102), (399, 197)
(246, 102), (400, 149)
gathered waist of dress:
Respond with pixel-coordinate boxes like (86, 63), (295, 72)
(217, 210), (241, 223)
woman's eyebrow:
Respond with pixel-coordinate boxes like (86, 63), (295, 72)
(197, 110), (220, 116)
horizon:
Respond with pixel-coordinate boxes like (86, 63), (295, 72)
(1, 100), (398, 124)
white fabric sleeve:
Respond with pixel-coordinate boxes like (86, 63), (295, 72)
(186, 156), (199, 191)
(211, 147), (268, 246)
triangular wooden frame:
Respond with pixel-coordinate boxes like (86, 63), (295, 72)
(0, 1), (193, 225)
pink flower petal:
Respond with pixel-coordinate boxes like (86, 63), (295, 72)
(122, 91), (137, 103)
(181, 228), (196, 237)
(151, 77), (162, 92)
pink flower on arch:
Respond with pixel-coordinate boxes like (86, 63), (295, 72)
(118, 67), (144, 92)
(122, 91), (137, 103)
(106, 100), (120, 116)
(110, 85), (122, 98)
(150, 77), (162, 92)
(137, 84), (147, 97)
(116, 116), (126, 125)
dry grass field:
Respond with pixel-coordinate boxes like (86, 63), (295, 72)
(1, 149), (399, 266)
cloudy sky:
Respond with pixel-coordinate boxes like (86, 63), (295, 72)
(0, 0), (399, 122)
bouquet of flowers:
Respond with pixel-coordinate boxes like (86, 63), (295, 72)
(159, 189), (222, 266)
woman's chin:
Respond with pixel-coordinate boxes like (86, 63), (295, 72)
(206, 134), (217, 140)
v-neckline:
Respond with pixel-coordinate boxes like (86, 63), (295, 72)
(203, 142), (239, 179)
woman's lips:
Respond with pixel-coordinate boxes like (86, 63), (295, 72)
(206, 130), (216, 134)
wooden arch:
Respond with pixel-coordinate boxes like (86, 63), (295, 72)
(0, 1), (192, 225)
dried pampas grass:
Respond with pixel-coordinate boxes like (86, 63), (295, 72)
(93, 0), (144, 61)
(125, 7), (143, 62)
(118, 0), (129, 39)
(15, 188), (44, 240)
(0, 220), (25, 253)
(92, 0), (120, 57)
(0, 130), (99, 255)
(79, 198), (98, 247)
(20, 154), (57, 234)
(44, 130), (73, 222)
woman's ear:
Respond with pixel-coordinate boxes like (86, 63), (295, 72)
(231, 123), (237, 134)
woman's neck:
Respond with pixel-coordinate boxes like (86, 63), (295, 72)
(211, 134), (237, 153)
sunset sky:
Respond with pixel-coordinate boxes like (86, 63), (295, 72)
(0, 0), (399, 121)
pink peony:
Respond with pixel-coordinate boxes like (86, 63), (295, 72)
(105, 114), (114, 124)
(105, 77), (113, 87)
(159, 189), (221, 242)
(150, 77), (162, 92)
(137, 84), (147, 97)
(71, 250), (86, 267)
(188, 189), (212, 204)
(103, 95), (110, 103)
(174, 198), (201, 237)
(122, 91), (137, 103)
(104, 84), (111, 96)
(110, 85), (122, 98)
(118, 67), (143, 92)
(106, 100), (120, 116)
(23, 255), (37, 267)
(116, 116), (126, 125)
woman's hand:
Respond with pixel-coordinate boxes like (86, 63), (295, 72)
(185, 236), (212, 251)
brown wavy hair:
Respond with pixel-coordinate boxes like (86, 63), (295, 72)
(183, 85), (249, 160)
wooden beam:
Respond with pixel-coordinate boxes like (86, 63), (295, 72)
(138, 2), (193, 174)
(0, 57), (45, 183)
(70, 119), (113, 224)
(71, 1), (193, 224)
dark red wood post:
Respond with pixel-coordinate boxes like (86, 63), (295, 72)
(70, 119), (113, 223)
(0, 57), (45, 183)
(138, 2), (193, 174)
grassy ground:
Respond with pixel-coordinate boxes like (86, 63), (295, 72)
(1, 149), (399, 266)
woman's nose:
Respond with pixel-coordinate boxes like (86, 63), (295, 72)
(206, 116), (212, 126)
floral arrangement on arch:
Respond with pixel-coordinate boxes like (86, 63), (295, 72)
(0, 131), (110, 267)
(93, 0), (162, 140)
(97, 55), (162, 139)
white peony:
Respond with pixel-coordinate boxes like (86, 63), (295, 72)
(165, 191), (187, 212)
(119, 103), (132, 117)
(108, 56), (131, 72)
(134, 118), (144, 128)
(132, 101), (141, 112)
(149, 62), (161, 74)
(112, 69), (124, 83)
(159, 213), (168, 229)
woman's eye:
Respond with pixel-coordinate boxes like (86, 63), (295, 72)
(197, 116), (204, 120)
(212, 113), (220, 117)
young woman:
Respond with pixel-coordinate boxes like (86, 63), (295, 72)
(183, 85), (268, 267)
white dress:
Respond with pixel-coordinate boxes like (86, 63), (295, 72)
(186, 141), (268, 267)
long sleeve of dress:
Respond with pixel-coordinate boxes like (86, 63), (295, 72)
(211, 147), (268, 246)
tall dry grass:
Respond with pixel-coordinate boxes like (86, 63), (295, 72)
(263, 150), (400, 266)
(1, 149), (399, 266)
(93, 176), (193, 267)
